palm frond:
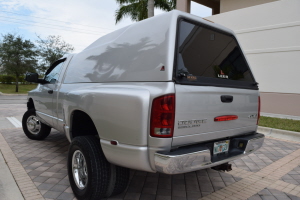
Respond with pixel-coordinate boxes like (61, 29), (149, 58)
(115, 0), (140, 4)
(115, 1), (147, 24)
(115, 0), (176, 24)
(154, 0), (176, 11)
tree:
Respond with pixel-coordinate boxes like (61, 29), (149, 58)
(115, 0), (176, 24)
(0, 33), (38, 92)
(36, 35), (74, 74)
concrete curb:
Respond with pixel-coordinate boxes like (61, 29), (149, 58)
(0, 132), (44, 200)
(0, 150), (24, 200)
(261, 112), (300, 121)
(258, 126), (300, 142)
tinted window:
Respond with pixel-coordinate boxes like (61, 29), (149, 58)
(45, 61), (64, 84)
(175, 20), (257, 89)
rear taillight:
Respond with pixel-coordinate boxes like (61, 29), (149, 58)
(257, 96), (261, 125)
(150, 94), (175, 138)
(214, 115), (238, 122)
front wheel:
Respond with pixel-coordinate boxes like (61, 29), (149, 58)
(22, 109), (51, 140)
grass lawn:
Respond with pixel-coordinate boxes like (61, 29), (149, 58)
(259, 116), (300, 132)
(0, 84), (37, 94)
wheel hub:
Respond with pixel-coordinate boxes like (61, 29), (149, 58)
(72, 150), (88, 189)
(26, 116), (41, 134)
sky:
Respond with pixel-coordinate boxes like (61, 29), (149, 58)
(0, 0), (212, 53)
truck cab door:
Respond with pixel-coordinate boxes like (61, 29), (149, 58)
(51, 55), (73, 133)
(35, 59), (66, 127)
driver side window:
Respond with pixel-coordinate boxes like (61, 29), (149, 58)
(44, 61), (65, 84)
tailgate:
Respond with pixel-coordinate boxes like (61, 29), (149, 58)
(172, 85), (259, 146)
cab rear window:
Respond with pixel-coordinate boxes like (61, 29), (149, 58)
(175, 19), (258, 90)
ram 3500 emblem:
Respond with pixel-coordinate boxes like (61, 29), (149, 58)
(178, 119), (207, 129)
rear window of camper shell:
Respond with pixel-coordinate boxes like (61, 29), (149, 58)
(174, 19), (258, 90)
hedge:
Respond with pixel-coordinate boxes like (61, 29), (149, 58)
(0, 75), (29, 84)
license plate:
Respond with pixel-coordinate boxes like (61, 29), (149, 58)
(213, 140), (230, 154)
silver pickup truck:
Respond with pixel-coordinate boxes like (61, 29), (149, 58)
(23, 10), (264, 200)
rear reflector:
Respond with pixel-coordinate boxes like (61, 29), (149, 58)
(214, 115), (238, 122)
(110, 140), (118, 145)
(150, 94), (175, 138)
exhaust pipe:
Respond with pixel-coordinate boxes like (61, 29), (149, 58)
(211, 163), (232, 172)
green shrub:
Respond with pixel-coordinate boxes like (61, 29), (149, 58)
(0, 75), (30, 84)
(19, 76), (26, 84)
(0, 75), (15, 84)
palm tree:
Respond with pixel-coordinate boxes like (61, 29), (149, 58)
(115, 0), (176, 24)
(148, 0), (154, 18)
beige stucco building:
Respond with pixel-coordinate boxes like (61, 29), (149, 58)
(176, 0), (300, 118)
(177, 0), (279, 14)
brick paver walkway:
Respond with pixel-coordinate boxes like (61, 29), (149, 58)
(0, 128), (300, 200)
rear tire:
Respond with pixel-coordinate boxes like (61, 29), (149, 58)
(68, 136), (110, 200)
(105, 164), (130, 197)
(22, 109), (51, 140)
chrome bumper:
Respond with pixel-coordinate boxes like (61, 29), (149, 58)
(154, 133), (265, 174)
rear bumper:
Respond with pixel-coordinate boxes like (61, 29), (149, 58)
(154, 133), (264, 174)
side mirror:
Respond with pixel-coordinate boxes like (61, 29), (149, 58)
(25, 72), (39, 83)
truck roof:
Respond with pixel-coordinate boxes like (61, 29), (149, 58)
(83, 10), (233, 52)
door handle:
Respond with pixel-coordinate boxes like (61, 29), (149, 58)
(48, 90), (53, 94)
(221, 95), (233, 103)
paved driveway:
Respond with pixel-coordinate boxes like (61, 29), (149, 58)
(0, 103), (300, 200)
(0, 94), (27, 104)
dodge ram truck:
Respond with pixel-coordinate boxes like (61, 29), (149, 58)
(23, 10), (264, 200)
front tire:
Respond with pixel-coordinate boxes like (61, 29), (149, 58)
(22, 109), (51, 140)
(68, 136), (110, 200)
